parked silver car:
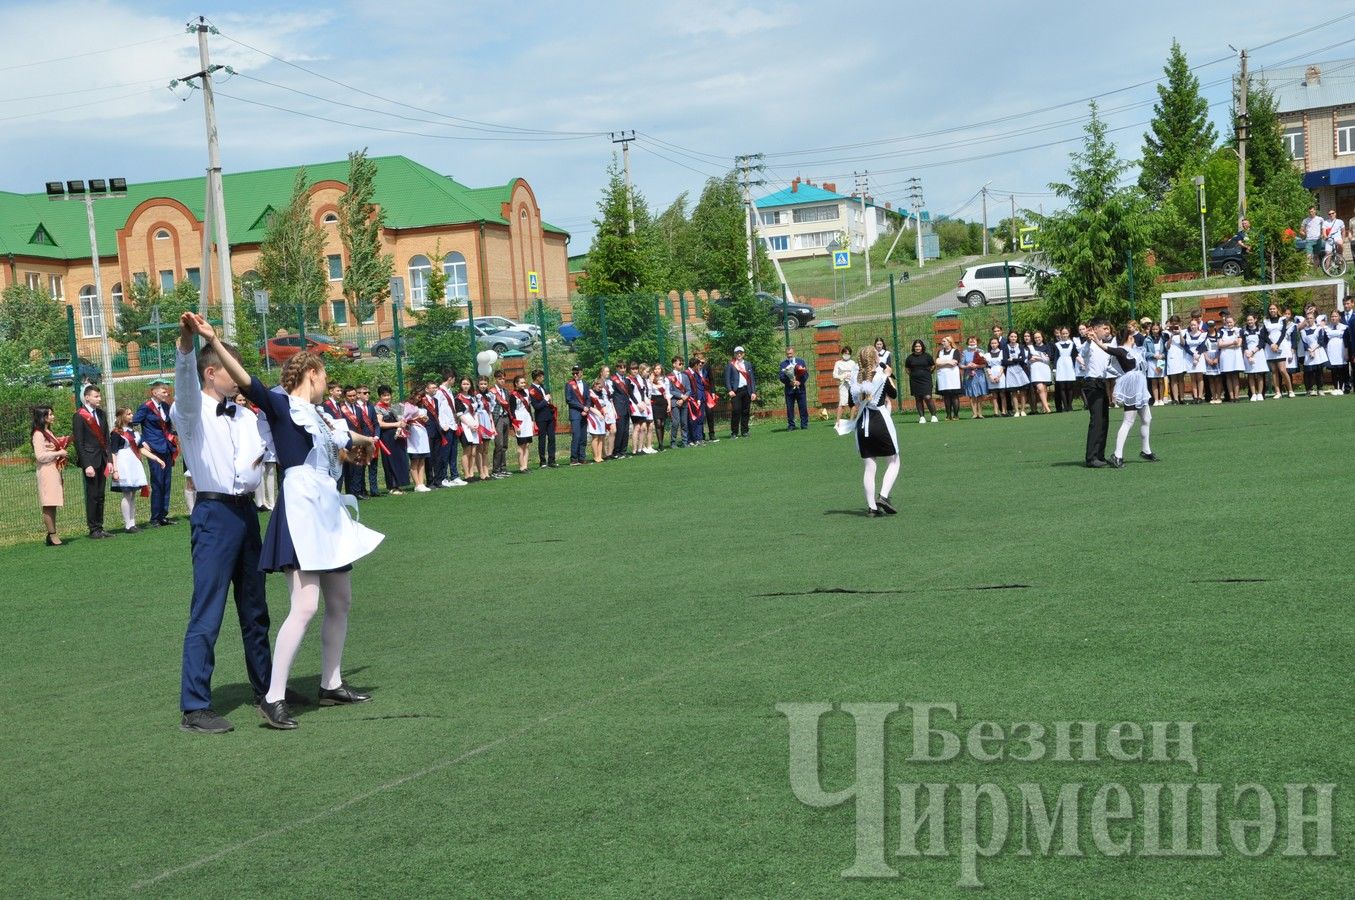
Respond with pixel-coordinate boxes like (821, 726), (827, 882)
(455, 321), (534, 353)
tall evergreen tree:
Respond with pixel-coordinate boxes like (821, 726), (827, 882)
(1041, 102), (1155, 326)
(1232, 79), (1312, 283)
(572, 157), (668, 371)
(1138, 40), (1218, 202)
(258, 169), (328, 329)
(338, 148), (394, 322)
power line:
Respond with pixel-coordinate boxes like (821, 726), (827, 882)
(0, 33), (182, 73)
(0, 88), (162, 125)
(216, 28), (608, 138)
(0, 77), (171, 104)
(631, 141), (725, 179)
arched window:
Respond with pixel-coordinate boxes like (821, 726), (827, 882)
(79, 285), (103, 338)
(111, 282), (124, 328)
(408, 255), (431, 308)
(154, 228), (170, 240)
(442, 251), (468, 302)
(322, 212), (339, 225)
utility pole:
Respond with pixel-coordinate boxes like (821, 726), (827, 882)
(610, 131), (636, 234)
(735, 153), (766, 287)
(907, 177), (925, 268)
(1010, 194), (1018, 253)
(981, 185), (989, 256)
(176, 17), (236, 339)
(1236, 48), (1249, 220)
(854, 171), (872, 287)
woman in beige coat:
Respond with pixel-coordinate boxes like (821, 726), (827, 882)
(31, 406), (69, 546)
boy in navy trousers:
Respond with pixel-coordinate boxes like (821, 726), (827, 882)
(133, 377), (178, 526)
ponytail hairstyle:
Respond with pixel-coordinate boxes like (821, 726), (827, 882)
(281, 351), (326, 393)
(856, 347), (878, 383)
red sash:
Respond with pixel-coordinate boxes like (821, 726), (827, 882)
(76, 407), (105, 446)
(492, 386), (509, 411)
(529, 385), (557, 417)
(324, 400), (342, 419)
(733, 360), (750, 389)
(42, 429), (70, 470)
(118, 428), (139, 451)
(143, 399), (179, 463)
(358, 403), (374, 433)
(440, 387), (462, 436)
(514, 390), (539, 435)
(572, 380), (588, 407)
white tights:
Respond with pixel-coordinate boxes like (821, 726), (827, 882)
(264, 570), (352, 702)
(120, 492), (136, 529)
(1114, 405), (1152, 459)
(863, 455), (901, 509)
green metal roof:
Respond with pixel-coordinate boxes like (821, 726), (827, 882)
(568, 253), (589, 273)
(0, 155), (567, 261)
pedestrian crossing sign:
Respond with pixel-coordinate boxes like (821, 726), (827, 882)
(832, 250), (850, 270)
(527, 271), (540, 294)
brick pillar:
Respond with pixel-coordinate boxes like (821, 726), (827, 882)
(126, 340), (141, 375)
(498, 351), (527, 386)
(814, 321), (842, 417)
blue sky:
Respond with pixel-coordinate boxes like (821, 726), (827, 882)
(0, 1), (1346, 253)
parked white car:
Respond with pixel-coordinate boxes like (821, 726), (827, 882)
(955, 261), (1040, 308)
(456, 315), (541, 338)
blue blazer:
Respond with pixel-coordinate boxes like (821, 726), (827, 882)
(132, 400), (175, 454)
(724, 360), (756, 392)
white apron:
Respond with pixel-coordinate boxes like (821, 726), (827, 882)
(284, 400), (384, 572)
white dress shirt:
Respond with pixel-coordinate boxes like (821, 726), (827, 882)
(169, 348), (263, 496)
(1081, 341), (1112, 378)
(435, 386), (457, 431)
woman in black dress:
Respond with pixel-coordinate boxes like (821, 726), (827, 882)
(903, 339), (937, 424)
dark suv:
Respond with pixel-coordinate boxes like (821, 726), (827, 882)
(713, 291), (816, 329)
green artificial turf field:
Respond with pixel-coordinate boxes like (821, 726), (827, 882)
(1, 397), (1351, 898)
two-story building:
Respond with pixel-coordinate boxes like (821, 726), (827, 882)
(1265, 59), (1355, 218)
(753, 178), (901, 260)
(0, 154), (570, 355)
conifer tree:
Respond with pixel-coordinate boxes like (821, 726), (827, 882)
(1138, 40), (1218, 202)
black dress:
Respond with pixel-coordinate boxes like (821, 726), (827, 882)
(904, 352), (935, 399)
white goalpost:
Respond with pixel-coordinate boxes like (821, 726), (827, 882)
(1160, 278), (1347, 322)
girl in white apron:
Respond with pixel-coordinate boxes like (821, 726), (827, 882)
(1261, 304), (1294, 398)
(403, 397), (431, 491)
(1143, 323), (1167, 405)
(1300, 315), (1329, 395)
(1242, 314), (1269, 401)
(1184, 319), (1208, 404)
(1323, 313), (1348, 394)
(843, 347), (899, 517)
(1165, 318), (1187, 404)
(1028, 330), (1053, 413)
(985, 337), (1006, 416)
(1217, 315), (1244, 402)
(587, 379), (609, 463)
(203, 331), (383, 730)
(1092, 330), (1158, 468)
(455, 379), (484, 481)
(510, 376), (537, 472)
(934, 337), (962, 420)
(1283, 308), (1302, 394)
(600, 367), (618, 458)
(1203, 322), (1223, 404)
(1052, 328), (1078, 413)
(109, 407), (159, 532)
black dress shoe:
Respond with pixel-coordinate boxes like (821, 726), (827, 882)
(258, 699), (298, 729)
(181, 708), (234, 734)
(876, 496), (898, 515)
(1109, 456), (1124, 469)
(161, 517), (178, 525)
(126, 525), (141, 534)
(866, 507), (883, 518)
(1086, 459), (1109, 469)
(1140, 451), (1161, 462)
(254, 688), (312, 708)
(148, 519), (165, 528)
(318, 683), (372, 705)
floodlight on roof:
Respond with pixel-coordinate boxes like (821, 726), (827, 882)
(45, 182), (65, 197)
(109, 178), (127, 193)
(66, 180), (86, 195)
(89, 179), (107, 193)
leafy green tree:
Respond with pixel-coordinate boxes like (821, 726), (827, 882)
(1150, 148), (1238, 274)
(109, 277), (200, 348)
(935, 219), (983, 256)
(691, 173), (777, 399)
(1232, 79), (1312, 284)
(0, 284), (67, 359)
(258, 169), (328, 329)
(338, 148), (394, 321)
(654, 192), (696, 288)
(1138, 40), (1218, 202)
(1039, 102), (1154, 326)
(572, 157), (668, 371)
(404, 304), (474, 385)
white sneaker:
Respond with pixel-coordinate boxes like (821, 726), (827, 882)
(450, 477), (468, 486)
(439, 479), (453, 487)
(918, 416), (926, 425)
(414, 484), (431, 493)
(1161, 397), (1172, 405)
(929, 415), (939, 423)
(1288, 392), (1296, 398)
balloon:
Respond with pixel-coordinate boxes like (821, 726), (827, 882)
(476, 350), (499, 377)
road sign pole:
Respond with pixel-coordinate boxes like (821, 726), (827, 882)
(537, 297), (550, 393)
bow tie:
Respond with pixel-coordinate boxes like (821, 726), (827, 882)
(216, 399), (237, 418)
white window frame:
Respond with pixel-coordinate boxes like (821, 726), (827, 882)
(793, 204), (839, 224)
(79, 285), (103, 338)
(443, 251), (469, 302)
(1282, 126), (1304, 161)
(322, 212), (339, 225)
(49, 274), (63, 300)
(796, 230), (836, 250)
(331, 300), (348, 326)
(25, 272), (41, 291)
(111, 282), (124, 328)
(327, 254), (344, 281)
(763, 235), (789, 252)
(760, 210), (783, 226)
(1337, 119), (1355, 155)
(154, 229), (170, 241)
(408, 255), (431, 309)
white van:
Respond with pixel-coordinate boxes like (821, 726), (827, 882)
(955, 262), (1038, 308)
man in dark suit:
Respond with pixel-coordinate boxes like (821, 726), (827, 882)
(607, 360), (631, 458)
(73, 383), (113, 538)
(565, 365), (588, 465)
(779, 346), (809, 430)
(356, 384), (384, 497)
(695, 354), (719, 442)
(723, 346), (757, 438)
(529, 369), (558, 468)
(133, 377), (178, 526)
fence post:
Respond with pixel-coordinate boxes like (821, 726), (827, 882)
(888, 273), (900, 362)
(66, 305), (79, 405)
(392, 299), (404, 402)
(654, 293), (665, 363)
(680, 293), (689, 362)
(781, 282), (791, 349)
(467, 297), (478, 358)
(297, 304), (306, 343)
(537, 297), (550, 393)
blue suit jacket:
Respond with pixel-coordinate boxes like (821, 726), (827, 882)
(132, 399), (175, 454)
(724, 360), (756, 392)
